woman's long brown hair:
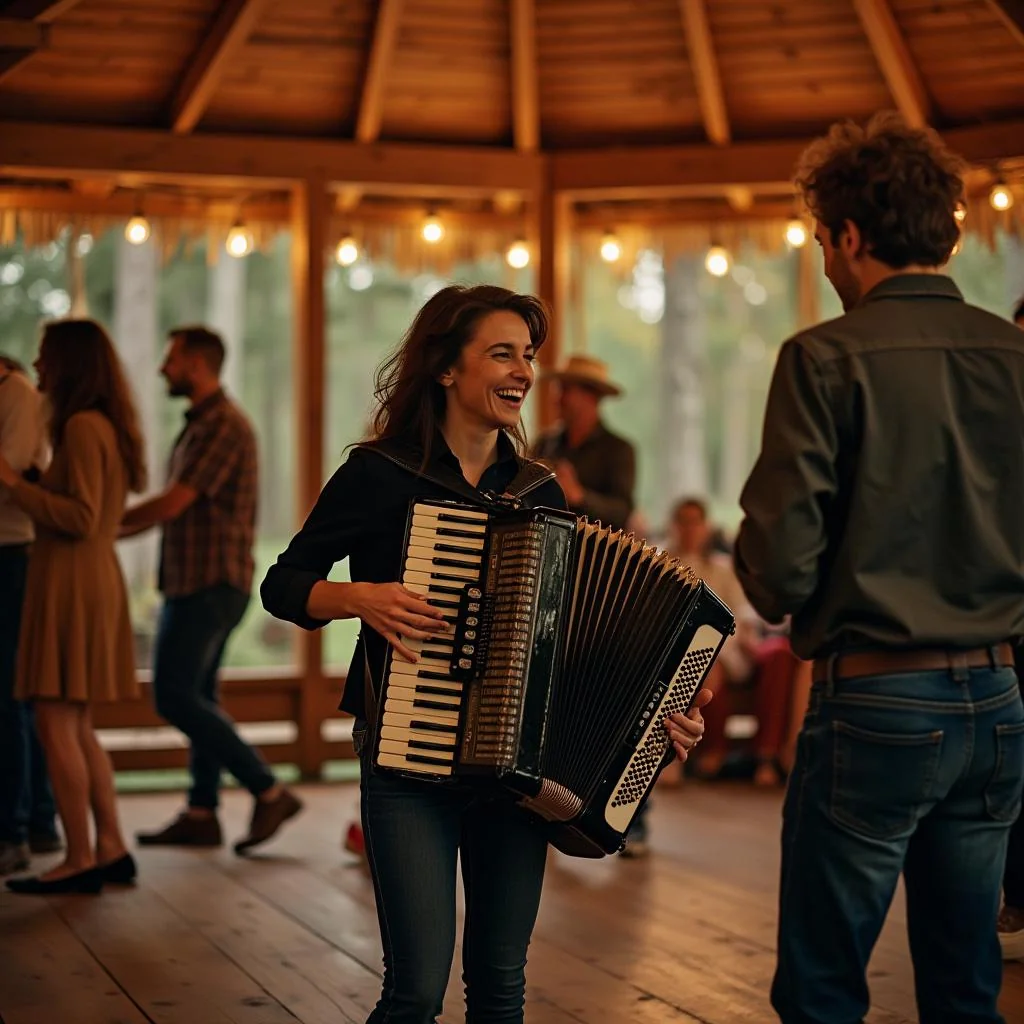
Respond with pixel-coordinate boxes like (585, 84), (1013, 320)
(39, 319), (148, 493)
(371, 284), (549, 462)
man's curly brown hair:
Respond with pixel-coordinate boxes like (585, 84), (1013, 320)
(794, 111), (966, 268)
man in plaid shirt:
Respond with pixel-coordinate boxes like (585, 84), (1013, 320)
(122, 327), (301, 854)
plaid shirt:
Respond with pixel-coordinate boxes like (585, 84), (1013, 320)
(159, 389), (258, 598)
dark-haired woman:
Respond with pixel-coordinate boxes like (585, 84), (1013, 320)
(0, 319), (146, 894)
(262, 285), (709, 1023)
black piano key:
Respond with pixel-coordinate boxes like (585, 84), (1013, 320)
(436, 527), (487, 539)
(428, 583), (464, 595)
(414, 698), (460, 712)
(436, 512), (488, 526)
(417, 669), (457, 681)
(407, 752), (456, 766)
(434, 543), (483, 555)
(408, 738), (458, 753)
(432, 556), (482, 569)
(416, 685), (463, 697)
(410, 719), (458, 733)
(426, 598), (459, 609)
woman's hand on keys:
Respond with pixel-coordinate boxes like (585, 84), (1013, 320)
(664, 687), (713, 763)
(346, 582), (450, 663)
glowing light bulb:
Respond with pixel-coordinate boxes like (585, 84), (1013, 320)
(506, 240), (530, 269)
(125, 216), (150, 245)
(705, 245), (730, 277)
(335, 236), (359, 266)
(990, 184), (1014, 211)
(785, 219), (808, 248)
(421, 214), (444, 244)
(226, 223), (253, 258)
(954, 203), (967, 223)
(600, 233), (622, 263)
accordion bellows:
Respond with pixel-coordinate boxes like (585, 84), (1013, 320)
(371, 499), (735, 857)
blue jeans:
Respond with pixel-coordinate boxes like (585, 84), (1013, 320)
(153, 584), (275, 810)
(773, 664), (1024, 1024)
(354, 723), (548, 1023)
(0, 544), (57, 844)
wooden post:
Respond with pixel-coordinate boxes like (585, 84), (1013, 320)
(533, 160), (571, 432)
(797, 241), (820, 329)
(290, 175), (328, 777)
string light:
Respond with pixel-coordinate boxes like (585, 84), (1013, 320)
(335, 235), (359, 266)
(124, 215), (150, 245)
(600, 232), (622, 263)
(784, 220), (808, 248)
(990, 183), (1014, 212)
(505, 240), (530, 269)
(225, 222), (254, 258)
(954, 203), (967, 223)
(705, 245), (730, 277)
(421, 213), (444, 244)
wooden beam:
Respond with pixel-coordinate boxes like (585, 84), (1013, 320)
(987, 0), (1024, 47)
(355, 0), (402, 143)
(291, 175), (328, 777)
(0, 121), (545, 194)
(852, 0), (932, 127)
(0, 17), (43, 46)
(510, 0), (540, 153)
(678, 0), (730, 145)
(533, 159), (571, 430)
(0, 0), (82, 21)
(169, 0), (270, 134)
(551, 119), (1024, 198)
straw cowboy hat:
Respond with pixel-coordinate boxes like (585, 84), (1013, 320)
(545, 353), (623, 397)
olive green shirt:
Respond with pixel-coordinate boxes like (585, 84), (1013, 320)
(736, 274), (1024, 659)
(531, 421), (636, 530)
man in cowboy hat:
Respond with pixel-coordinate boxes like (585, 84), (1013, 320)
(531, 354), (636, 532)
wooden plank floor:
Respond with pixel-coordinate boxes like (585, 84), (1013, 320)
(2, 780), (1023, 1023)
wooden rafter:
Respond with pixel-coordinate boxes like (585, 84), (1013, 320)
(0, 16), (47, 84)
(987, 0), (1024, 47)
(169, 0), (270, 135)
(852, 0), (932, 127)
(0, 0), (83, 21)
(0, 121), (545, 194)
(510, 0), (540, 153)
(355, 0), (403, 143)
(679, 0), (730, 145)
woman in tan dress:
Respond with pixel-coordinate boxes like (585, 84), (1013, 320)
(0, 319), (146, 895)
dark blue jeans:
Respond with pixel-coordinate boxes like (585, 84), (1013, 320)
(0, 544), (57, 844)
(153, 584), (275, 810)
(773, 664), (1024, 1024)
(354, 723), (549, 1023)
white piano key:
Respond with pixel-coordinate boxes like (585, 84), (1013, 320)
(405, 557), (479, 579)
(380, 724), (458, 747)
(383, 698), (459, 724)
(380, 711), (460, 734)
(386, 685), (461, 707)
(377, 751), (453, 775)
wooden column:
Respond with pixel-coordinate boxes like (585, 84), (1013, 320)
(533, 160), (572, 432)
(797, 241), (820, 329)
(290, 175), (328, 777)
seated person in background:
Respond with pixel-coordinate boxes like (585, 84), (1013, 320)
(666, 498), (797, 785)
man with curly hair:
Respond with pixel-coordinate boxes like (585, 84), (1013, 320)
(735, 112), (1024, 1022)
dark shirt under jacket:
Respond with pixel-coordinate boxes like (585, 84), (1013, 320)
(736, 274), (1024, 660)
(531, 421), (635, 531)
(261, 432), (567, 720)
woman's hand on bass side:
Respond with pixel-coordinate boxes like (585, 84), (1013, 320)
(345, 581), (450, 664)
(664, 686), (713, 763)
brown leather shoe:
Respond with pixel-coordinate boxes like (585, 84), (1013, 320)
(136, 812), (223, 847)
(233, 789), (303, 855)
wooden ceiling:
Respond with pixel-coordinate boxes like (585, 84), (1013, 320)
(0, 0), (1022, 149)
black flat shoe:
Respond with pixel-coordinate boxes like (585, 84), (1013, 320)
(5, 865), (104, 895)
(99, 853), (137, 885)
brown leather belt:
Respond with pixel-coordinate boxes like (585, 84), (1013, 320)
(812, 642), (1015, 684)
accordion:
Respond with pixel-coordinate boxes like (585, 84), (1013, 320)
(370, 498), (735, 857)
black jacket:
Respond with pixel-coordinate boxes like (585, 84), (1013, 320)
(261, 432), (567, 719)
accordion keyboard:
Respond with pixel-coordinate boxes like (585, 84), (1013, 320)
(376, 503), (489, 776)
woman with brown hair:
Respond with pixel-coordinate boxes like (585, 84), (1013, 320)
(0, 319), (146, 895)
(263, 284), (711, 1023)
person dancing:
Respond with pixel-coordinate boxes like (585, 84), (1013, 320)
(0, 320), (144, 894)
(262, 284), (710, 1023)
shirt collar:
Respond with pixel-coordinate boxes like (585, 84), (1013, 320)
(861, 273), (964, 305)
(432, 429), (519, 474)
(185, 388), (226, 422)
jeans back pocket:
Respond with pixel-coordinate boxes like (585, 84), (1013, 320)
(830, 721), (943, 841)
(985, 721), (1024, 822)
